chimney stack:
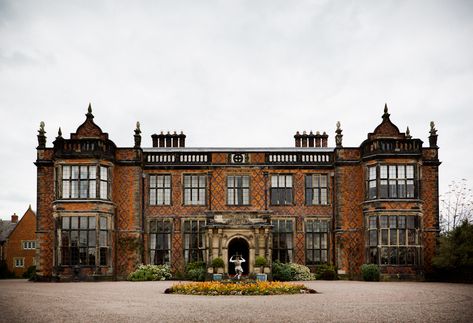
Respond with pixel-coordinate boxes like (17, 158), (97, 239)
(11, 213), (18, 223)
(294, 130), (329, 148)
(152, 131), (186, 148)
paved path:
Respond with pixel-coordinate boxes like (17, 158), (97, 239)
(1, 279), (472, 322)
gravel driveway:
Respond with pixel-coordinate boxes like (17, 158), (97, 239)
(0, 279), (472, 322)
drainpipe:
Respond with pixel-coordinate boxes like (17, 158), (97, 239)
(141, 172), (146, 264)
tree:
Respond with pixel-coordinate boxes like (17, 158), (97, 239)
(432, 220), (473, 282)
(440, 179), (473, 233)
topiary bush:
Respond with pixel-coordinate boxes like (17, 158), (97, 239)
(211, 257), (224, 268)
(361, 264), (380, 281)
(128, 264), (172, 281)
(185, 261), (206, 281)
(255, 256), (268, 268)
(316, 264), (338, 280)
(272, 261), (315, 281)
(23, 265), (37, 280)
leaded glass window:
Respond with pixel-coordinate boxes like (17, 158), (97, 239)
(227, 175), (250, 205)
(150, 219), (172, 265)
(272, 219), (294, 263)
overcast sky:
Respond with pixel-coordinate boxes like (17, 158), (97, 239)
(0, 0), (472, 220)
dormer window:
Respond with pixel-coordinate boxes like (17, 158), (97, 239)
(59, 165), (111, 200)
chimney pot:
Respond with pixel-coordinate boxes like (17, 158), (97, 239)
(11, 213), (18, 223)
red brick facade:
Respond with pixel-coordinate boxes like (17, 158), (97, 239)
(4, 208), (37, 277)
(35, 104), (440, 280)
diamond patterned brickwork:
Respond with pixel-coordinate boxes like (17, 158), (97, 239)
(420, 165), (440, 272)
(113, 165), (142, 231)
(336, 164), (364, 275)
(36, 163), (56, 278)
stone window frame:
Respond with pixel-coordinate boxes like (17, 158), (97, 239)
(149, 174), (172, 206)
(270, 174), (294, 206)
(305, 174), (330, 205)
(59, 215), (111, 267)
(226, 174), (251, 206)
(366, 164), (417, 200)
(366, 214), (422, 266)
(57, 164), (111, 201)
(149, 218), (173, 265)
(182, 218), (206, 263)
(182, 174), (207, 206)
(271, 218), (295, 263)
(22, 240), (36, 250)
(14, 257), (25, 268)
(305, 219), (330, 265)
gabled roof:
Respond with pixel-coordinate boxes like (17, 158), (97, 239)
(0, 220), (16, 242)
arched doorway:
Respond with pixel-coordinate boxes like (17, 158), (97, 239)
(227, 237), (250, 275)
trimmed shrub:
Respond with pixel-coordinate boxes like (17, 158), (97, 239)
(0, 260), (14, 279)
(272, 261), (315, 281)
(23, 265), (37, 280)
(185, 261), (206, 281)
(361, 264), (380, 281)
(316, 264), (338, 280)
(128, 264), (172, 281)
(255, 256), (268, 268)
(211, 257), (224, 268)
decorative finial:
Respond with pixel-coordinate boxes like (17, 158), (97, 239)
(56, 127), (63, 139)
(429, 121), (438, 148)
(405, 126), (411, 139)
(382, 103), (390, 119)
(134, 121), (142, 148)
(86, 103), (94, 118)
(39, 121), (45, 135)
(430, 121), (437, 135)
(335, 121), (343, 148)
(37, 121), (46, 148)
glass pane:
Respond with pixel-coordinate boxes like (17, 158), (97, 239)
(305, 175), (312, 188)
(380, 180), (388, 198)
(306, 221), (313, 233)
(320, 189), (327, 204)
(80, 180), (88, 198)
(89, 181), (96, 198)
(369, 166), (376, 180)
(369, 217), (377, 229)
(71, 166), (79, 179)
(398, 181), (406, 198)
(320, 175), (327, 187)
(388, 165), (396, 178)
(286, 175), (292, 187)
(100, 181), (108, 199)
(100, 166), (108, 180)
(150, 189), (156, 205)
(380, 248), (389, 264)
(150, 175), (156, 188)
(62, 217), (70, 229)
(164, 189), (171, 205)
(380, 216), (388, 228)
(199, 175), (205, 187)
(407, 180), (415, 198)
(381, 230), (388, 245)
(100, 247), (108, 266)
(88, 231), (96, 246)
(407, 216), (415, 229)
(406, 165), (414, 178)
(62, 181), (70, 198)
(100, 231), (107, 246)
(389, 180), (397, 198)
(242, 189), (249, 204)
(380, 166), (388, 179)
(150, 235), (156, 250)
(164, 175), (171, 187)
(398, 216), (406, 229)
(399, 230), (406, 245)
(390, 247), (398, 264)
(156, 175), (164, 187)
(71, 181), (79, 198)
(198, 188), (205, 204)
(398, 247), (406, 265)
(390, 229), (397, 245)
(278, 175), (285, 187)
(79, 231), (87, 247)
(62, 166), (70, 179)
(88, 248), (96, 266)
(398, 166), (405, 179)
(227, 188), (234, 205)
(71, 217), (78, 229)
(242, 176), (249, 187)
(321, 233), (327, 249)
(80, 217), (88, 229)
(183, 175), (190, 187)
(89, 166), (96, 179)
(389, 216), (397, 228)
(271, 175), (278, 187)
(100, 217), (107, 230)
(370, 230), (378, 246)
(157, 190), (164, 204)
(370, 247), (378, 264)
(80, 166), (88, 179)
(306, 234), (313, 248)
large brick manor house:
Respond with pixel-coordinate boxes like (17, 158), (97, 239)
(35, 104), (440, 280)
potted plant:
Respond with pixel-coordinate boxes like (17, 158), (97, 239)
(211, 257), (225, 274)
(255, 256), (267, 274)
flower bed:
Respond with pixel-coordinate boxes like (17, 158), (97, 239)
(165, 281), (316, 296)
